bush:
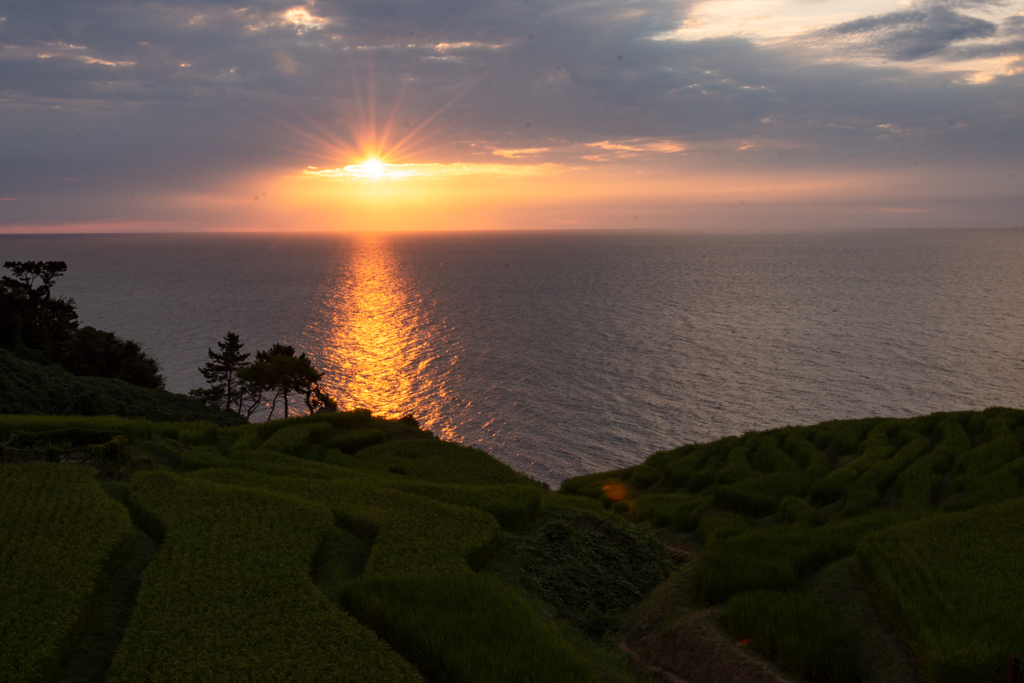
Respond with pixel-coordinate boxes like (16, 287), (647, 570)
(516, 511), (673, 634)
(325, 428), (386, 454)
(750, 437), (799, 474)
(808, 468), (858, 507)
(898, 419), (970, 511)
(630, 464), (660, 490)
(258, 423), (333, 456)
(0, 349), (243, 424)
(663, 456), (696, 489)
(57, 326), (165, 390)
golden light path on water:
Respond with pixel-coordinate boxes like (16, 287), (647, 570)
(306, 234), (458, 440)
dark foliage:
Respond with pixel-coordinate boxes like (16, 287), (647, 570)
(188, 332), (258, 416)
(58, 327), (165, 390)
(0, 347), (244, 424)
(237, 342), (337, 420)
(0, 260), (78, 351)
(518, 511), (673, 635)
(1, 261), (166, 390)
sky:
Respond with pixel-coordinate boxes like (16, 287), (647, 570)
(1, 0), (1022, 232)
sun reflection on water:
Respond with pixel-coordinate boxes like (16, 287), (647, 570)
(310, 234), (451, 428)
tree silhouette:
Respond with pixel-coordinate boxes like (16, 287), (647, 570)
(235, 343), (336, 421)
(0, 260), (78, 350)
(1, 260), (165, 390)
(189, 332), (251, 413)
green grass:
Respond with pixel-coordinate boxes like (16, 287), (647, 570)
(0, 463), (134, 683)
(715, 469), (814, 516)
(52, 528), (158, 683)
(327, 438), (536, 486)
(108, 471), (421, 682)
(857, 496), (1024, 683)
(631, 492), (706, 528)
(692, 509), (910, 604)
(804, 557), (917, 683)
(188, 467), (502, 575)
(725, 590), (859, 683)
(8, 406), (1024, 683)
(257, 422), (334, 456)
(341, 573), (599, 683)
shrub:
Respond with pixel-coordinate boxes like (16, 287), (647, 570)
(808, 468), (858, 507)
(516, 512), (673, 634)
(750, 437), (799, 474)
(783, 432), (829, 475)
(258, 422), (333, 456)
(898, 419), (969, 511)
(663, 456), (696, 489)
(954, 417), (1019, 478)
(630, 464), (660, 490)
(673, 508), (700, 532)
(0, 349), (242, 424)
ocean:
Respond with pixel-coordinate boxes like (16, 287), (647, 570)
(3, 228), (1024, 485)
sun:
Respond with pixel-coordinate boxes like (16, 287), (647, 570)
(362, 158), (384, 178)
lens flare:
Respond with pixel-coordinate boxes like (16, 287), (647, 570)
(602, 481), (628, 502)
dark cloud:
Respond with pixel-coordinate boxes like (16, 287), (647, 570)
(824, 5), (998, 60)
(0, 0), (1022, 227)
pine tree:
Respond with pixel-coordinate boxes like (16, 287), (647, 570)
(237, 343), (334, 420)
(190, 332), (250, 413)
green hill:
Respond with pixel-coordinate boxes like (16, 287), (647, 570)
(2, 407), (1022, 683)
(562, 407), (1024, 683)
(0, 348), (244, 425)
(0, 410), (664, 683)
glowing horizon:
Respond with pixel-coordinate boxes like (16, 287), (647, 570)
(1, 0), (1022, 233)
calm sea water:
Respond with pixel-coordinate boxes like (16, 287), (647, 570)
(3, 228), (1024, 485)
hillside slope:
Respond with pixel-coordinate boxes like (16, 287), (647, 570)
(0, 348), (244, 425)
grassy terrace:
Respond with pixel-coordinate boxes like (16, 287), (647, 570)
(1, 406), (1022, 682)
(563, 408), (1024, 683)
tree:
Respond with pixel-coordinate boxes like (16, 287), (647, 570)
(0, 260), (78, 351)
(58, 326), (166, 390)
(189, 332), (250, 413)
(237, 343), (334, 421)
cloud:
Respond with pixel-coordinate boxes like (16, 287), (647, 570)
(820, 5), (998, 60)
(0, 0), (1022, 228)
